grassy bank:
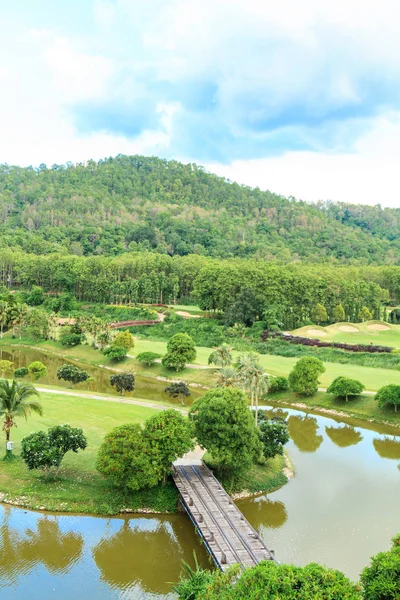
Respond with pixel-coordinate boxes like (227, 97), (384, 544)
(204, 453), (288, 495)
(0, 391), (180, 515)
(264, 391), (400, 429)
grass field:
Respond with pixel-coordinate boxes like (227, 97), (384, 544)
(0, 391), (182, 514)
(292, 320), (400, 348)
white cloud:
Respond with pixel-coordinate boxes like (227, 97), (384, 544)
(207, 113), (400, 207)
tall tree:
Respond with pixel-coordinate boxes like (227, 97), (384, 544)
(0, 380), (42, 457)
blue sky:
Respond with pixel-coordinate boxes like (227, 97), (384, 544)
(1, 0), (400, 205)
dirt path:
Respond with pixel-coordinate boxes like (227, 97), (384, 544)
(36, 387), (187, 413)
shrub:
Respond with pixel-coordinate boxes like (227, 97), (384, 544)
(136, 351), (161, 366)
(165, 381), (191, 404)
(26, 285), (45, 306)
(268, 376), (289, 393)
(174, 560), (360, 599)
(96, 424), (160, 491)
(13, 367), (28, 379)
(288, 357), (325, 396)
(162, 333), (197, 371)
(113, 330), (135, 350)
(59, 326), (84, 347)
(327, 376), (365, 402)
(375, 384), (400, 413)
(360, 533), (400, 600)
(261, 331), (393, 354)
(27, 361), (47, 381)
(258, 417), (289, 459)
(0, 360), (13, 377)
(21, 424), (87, 477)
(57, 364), (89, 386)
(103, 345), (128, 361)
(110, 373), (135, 395)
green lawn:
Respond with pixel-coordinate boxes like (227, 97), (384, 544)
(292, 321), (400, 348)
(0, 391), (180, 514)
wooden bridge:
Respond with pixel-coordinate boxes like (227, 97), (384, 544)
(172, 462), (277, 571)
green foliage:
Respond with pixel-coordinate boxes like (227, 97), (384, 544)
(312, 303), (328, 325)
(164, 381), (191, 404)
(327, 376), (365, 401)
(110, 373), (135, 395)
(144, 410), (194, 483)
(0, 380), (42, 453)
(26, 286), (45, 306)
(0, 360), (13, 376)
(333, 303), (346, 322)
(102, 345), (128, 361)
(172, 557), (215, 600)
(113, 329), (135, 350)
(56, 364), (89, 386)
(136, 351), (161, 366)
(358, 306), (373, 322)
(208, 344), (233, 367)
(268, 375), (289, 393)
(189, 388), (261, 476)
(375, 384), (400, 412)
(59, 326), (84, 347)
(27, 361), (47, 381)
(13, 367), (28, 379)
(174, 560), (360, 600)
(360, 534), (400, 600)
(97, 423), (161, 491)
(21, 424), (87, 476)
(26, 307), (49, 339)
(288, 356), (325, 396)
(258, 416), (290, 459)
(162, 333), (197, 371)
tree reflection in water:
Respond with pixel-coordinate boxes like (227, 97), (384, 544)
(373, 436), (400, 460)
(92, 516), (208, 595)
(288, 415), (323, 453)
(0, 508), (83, 582)
(238, 497), (288, 532)
(325, 425), (363, 448)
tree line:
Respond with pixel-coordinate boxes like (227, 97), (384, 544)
(1, 250), (400, 328)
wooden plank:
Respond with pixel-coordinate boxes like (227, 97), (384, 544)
(172, 463), (276, 571)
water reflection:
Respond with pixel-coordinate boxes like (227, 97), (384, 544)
(238, 498), (288, 531)
(373, 436), (400, 460)
(288, 414), (323, 452)
(325, 425), (363, 448)
(93, 516), (208, 595)
(0, 346), (202, 405)
(0, 508), (83, 582)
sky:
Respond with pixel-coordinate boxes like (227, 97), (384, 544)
(1, 0), (400, 206)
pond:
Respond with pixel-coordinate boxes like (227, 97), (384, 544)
(0, 399), (399, 596)
(0, 346), (203, 405)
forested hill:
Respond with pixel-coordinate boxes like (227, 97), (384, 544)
(0, 155), (399, 263)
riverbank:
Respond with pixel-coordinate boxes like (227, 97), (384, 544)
(267, 391), (400, 429)
(0, 389), (291, 516)
(3, 336), (400, 428)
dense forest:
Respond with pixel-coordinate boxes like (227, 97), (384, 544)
(0, 155), (400, 263)
(2, 249), (400, 329)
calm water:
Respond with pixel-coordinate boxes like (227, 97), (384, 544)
(0, 348), (399, 597)
(0, 346), (202, 405)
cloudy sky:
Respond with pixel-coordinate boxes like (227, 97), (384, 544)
(1, 0), (400, 206)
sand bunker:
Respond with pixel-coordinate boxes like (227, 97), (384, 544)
(367, 324), (390, 331)
(176, 310), (200, 318)
(338, 325), (359, 332)
(307, 329), (328, 337)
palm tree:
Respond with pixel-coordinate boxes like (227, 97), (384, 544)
(216, 367), (238, 388)
(236, 353), (269, 425)
(0, 301), (8, 339)
(8, 304), (28, 340)
(0, 380), (42, 457)
(208, 343), (233, 367)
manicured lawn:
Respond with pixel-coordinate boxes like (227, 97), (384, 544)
(0, 391), (180, 514)
(292, 321), (400, 348)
